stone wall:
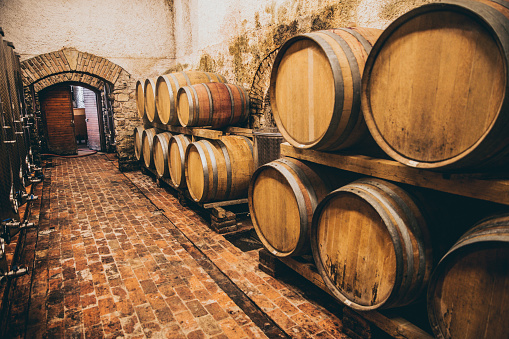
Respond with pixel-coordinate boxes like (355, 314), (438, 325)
(111, 70), (140, 172)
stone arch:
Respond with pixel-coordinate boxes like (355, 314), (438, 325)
(32, 72), (106, 93)
(20, 48), (140, 171)
(21, 48), (123, 87)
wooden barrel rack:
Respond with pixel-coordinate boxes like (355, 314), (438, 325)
(137, 123), (254, 235)
(264, 142), (509, 339)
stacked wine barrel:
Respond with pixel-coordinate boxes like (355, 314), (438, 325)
(251, 1), (509, 338)
(135, 70), (249, 129)
(134, 70), (254, 203)
(0, 28), (40, 221)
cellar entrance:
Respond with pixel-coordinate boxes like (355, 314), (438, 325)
(38, 82), (112, 155)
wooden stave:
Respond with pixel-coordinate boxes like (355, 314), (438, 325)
(153, 132), (173, 178)
(168, 134), (191, 188)
(269, 27), (382, 151)
(217, 136), (254, 200)
(185, 136), (254, 203)
(134, 126), (144, 161)
(135, 80), (145, 119)
(360, 1), (509, 170)
(248, 157), (334, 257)
(142, 128), (156, 169)
(311, 178), (432, 310)
(185, 139), (223, 202)
(155, 71), (228, 126)
(176, 83), (249, 128)
(144, 78), (159, 123)
(427, 213), (509, 339)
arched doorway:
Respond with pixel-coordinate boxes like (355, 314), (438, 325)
(20, 48), (140, 170)
(38, 81), (113, 154)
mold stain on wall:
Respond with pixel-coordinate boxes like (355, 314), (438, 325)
(175, 0), (434, 129)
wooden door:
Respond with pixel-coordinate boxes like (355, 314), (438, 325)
(83, 88), (101, 151)
(40, 85), (77, 155)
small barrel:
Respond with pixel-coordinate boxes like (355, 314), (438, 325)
(427, 213), (509, 339)
(168, 134), (191, 188)
(135, 80), (145, 119)
(185, 135), (254, 203)
(142, 128), (156, 169)
(177, 82), (249, 128)
(144, 78), (159, 123)
(134, 126), (144, 161)
(361, 1), (509, 170)
(270, 27), (382, 151)
(249, 158), (347, 257)
(155, 71), (227, 125)
(311, 178), (433, 310)
(153, 132), (173, 178)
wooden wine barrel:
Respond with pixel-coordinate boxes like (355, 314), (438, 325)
(168, 134), (191, 188)
(134, 126), (144, 161)
(361, 0), (509, 170)
(270, 27), (382, 151)
(144, 78), (159, 123)
(177, 82), (249, 128)
(311, 178), (433, 310)
(185, 135), (254, 203)
(427, 213), (509, 339)
(155, 71), (227, 125)
(249, 158), (342, 257)
(135, 80), (145, 119)
(142, 128), (156, 169)
(153, 132), (173, 178)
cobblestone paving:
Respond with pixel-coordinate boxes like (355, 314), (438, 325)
(3, 154), (347, 338)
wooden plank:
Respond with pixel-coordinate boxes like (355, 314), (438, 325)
(225, 126), (253, 138)
(359, 312), (433, 339)
(151, 123), (224, 140)
(192, 128), (223, 140)
(150, 123), (252, 140)
(278, 256), (433, 339)
(279, 256), (327, 291)
(280, 143), (509, 206)
(203, 198), (248, 209)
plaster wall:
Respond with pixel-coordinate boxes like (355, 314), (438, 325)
(172, 0), (433, 86)
(0, 0), (176, 79)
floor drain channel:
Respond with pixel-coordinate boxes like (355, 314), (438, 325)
(165, 226), (290, 339)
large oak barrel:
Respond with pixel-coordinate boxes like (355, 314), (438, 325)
(153, 132), (173, 178)
(249, 158), (353, 257)
(311, 178), (433, 310)
(361, 0), (509, 170)
(168, 134), (191, 188)
(185, 135), (254, 203)
(142, 128), (156, 169)
(155, 71), (227, 125)
(177, 83), (249, 128)
(144, 78), (159, 123)
(135, 80), (145, 119)
(270, 27), (382, 151)
(427, 213), (509, 339)
(134, 126), (144, 161)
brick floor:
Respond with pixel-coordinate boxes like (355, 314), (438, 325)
(1, 154), (348, 338)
